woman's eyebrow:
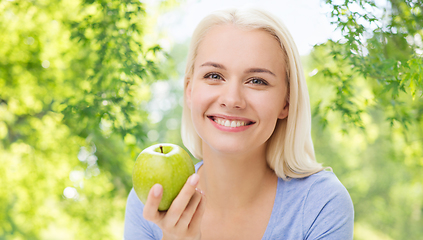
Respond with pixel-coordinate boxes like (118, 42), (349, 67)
(245, 68), (276, 77)
(200, 62), (226, 70)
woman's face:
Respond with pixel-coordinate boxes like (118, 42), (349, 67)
(186, 24), (289, 156)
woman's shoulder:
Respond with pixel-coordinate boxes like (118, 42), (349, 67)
(276, 169), (353, 213)
(271, 170), (354, 239)
(299, 169), (354, 210)
(278, 169), (348, 196)
(301, 170), (354, 238)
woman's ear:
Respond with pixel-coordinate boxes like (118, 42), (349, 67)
(185, 78), (192, 109)
(278, 100), (289, 120)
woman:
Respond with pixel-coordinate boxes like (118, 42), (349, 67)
(125, 8), (354, 240)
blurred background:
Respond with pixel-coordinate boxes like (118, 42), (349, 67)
(0, 0), (422, 239)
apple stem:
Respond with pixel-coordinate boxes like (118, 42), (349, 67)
(160, 145), (163, 154)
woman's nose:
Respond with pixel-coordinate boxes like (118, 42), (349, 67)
(219, 81), (246, 109)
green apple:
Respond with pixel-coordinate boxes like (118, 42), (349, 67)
(132, 143), (195, 211)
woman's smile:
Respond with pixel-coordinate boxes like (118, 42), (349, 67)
(207, 114), (256, 132)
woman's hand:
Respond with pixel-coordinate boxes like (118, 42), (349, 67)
(143, 173), (206, 240)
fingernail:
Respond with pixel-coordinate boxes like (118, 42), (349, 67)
(189, 173), (199, 186)
(153, 184), (162, 197)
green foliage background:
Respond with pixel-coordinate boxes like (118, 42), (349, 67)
(0, 0), (422, 239)
(0, 0), (175, 238)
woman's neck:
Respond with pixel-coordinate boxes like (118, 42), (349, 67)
(197, 143), (278, 215)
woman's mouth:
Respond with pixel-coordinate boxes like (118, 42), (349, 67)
(207, 116), (255, 128)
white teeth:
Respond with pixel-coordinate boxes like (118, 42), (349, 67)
(224, 120), (230, 127)
(213, 118), (248, 128)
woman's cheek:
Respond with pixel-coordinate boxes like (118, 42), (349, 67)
(192, 84), (219, 109)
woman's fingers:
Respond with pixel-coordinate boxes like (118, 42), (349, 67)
(142, 174), (205, 240)
(164, 174), (200, 226)
(143, 184), (165, 222)
(176, 189), (203, 227)
(188, 192), (206, 231)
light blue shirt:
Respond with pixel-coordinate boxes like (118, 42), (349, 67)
(124, 162), (354, 239)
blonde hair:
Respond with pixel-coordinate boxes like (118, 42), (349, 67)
(181, 8), (324, 180)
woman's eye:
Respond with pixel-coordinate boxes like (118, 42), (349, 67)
(249, 78), (267, 85)
(205, 73), (222, 80)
